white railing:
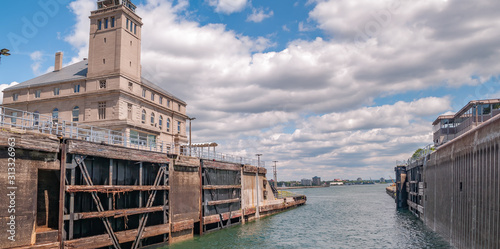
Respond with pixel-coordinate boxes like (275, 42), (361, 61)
(0, 106), (264, 167)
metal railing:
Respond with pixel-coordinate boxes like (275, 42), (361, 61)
(0, 106), (264, 167)
(397, 144), (434, 168)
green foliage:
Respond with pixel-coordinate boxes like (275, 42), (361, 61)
(0, 48), (11, 63)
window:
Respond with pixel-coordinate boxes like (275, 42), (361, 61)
(104, 18), (108, 29)
(150, 113), (155, 126)
(130, 21), (133, 32)
(167, 99), (170, 107)
(54, 87), (60, 96)
(103, 58), (106, 64)
(52, 108), (59, 123)
(123, 104), (130, 121)
(142, 88), (146, 98)
(34, 111), (40, 126)
(13, 93), (18, 101)
(126, 18), (129, 29)
(141, 110), (146, 124)
(177, 121), (181, 134)
(98, 102), (106, 120)
(178, 104), (181, 111)
(35, 90), (41, 98)
(159, 116), (163, 129)
(72, 106), (79, 122)
(98, 19), (102, 30)
(11, 112), (17, 124)
(104, 38), (107, 43)
(159, 96), (163, 105)
(167, 118), (170, 132)
(74, 84), (80, 93)
(100, 80), (106, 89)
(134, 23), (137, 34)
(111, 17), (115, 28)
(128, 82), (133, 91)
(151, 93), (155, 101)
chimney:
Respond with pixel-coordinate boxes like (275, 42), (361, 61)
(54, 52), (63, 71)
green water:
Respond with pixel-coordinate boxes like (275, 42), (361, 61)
(167, 184), (451, 249)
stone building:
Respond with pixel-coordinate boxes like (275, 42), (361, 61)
(2, 0), (188, 150)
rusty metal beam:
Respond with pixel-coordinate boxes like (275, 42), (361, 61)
(74, 155), (122, 249)
(131, 164), (167, 249)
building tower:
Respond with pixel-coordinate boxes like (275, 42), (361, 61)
(87, 0), (142, 81)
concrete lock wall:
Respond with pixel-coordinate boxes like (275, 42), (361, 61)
(424, 114), (500, 249)
(0, 130), (61, 248)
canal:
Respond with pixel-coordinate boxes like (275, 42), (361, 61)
(167, 184), (451, 248)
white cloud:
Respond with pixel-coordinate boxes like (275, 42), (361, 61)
(282, 25), (290, 32)
(30, 51), (44, 75)
(246, 7), (274, 23)
(64, 0), (94, 64)
(0, 82), (19, 104)
(61, 0), (500, 180)
(207, 0), (247, 14)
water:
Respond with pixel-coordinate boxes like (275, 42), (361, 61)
(167, 184), (451, 249)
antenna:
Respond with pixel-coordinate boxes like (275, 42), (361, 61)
(272, 161), (278, 189)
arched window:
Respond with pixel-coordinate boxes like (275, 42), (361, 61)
(141, 110), (146, 124)
(52, 108), (59, 123)
(150, 113), (155, 126)
(34, 111), (40, 126)
(167, 118), (170, 132)
(159, 115), (163, 129)
(72, 106), (79, 122)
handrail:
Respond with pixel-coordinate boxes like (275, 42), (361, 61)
(0, 106), (265, 167)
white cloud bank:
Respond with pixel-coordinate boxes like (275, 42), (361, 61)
(60, 0), (500, 179)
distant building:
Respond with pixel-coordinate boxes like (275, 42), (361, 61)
(433, 99), (500, 147)
(330, 182), (344, 186)
(357, 177), (362, 181)
(380, 177), (385, 183)
(301, 178), (312, 186)
(312, 176), (321, 186)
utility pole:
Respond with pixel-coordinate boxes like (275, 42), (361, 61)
(255, 153), (262, 218)
(188, 117), (196, 156)
(272, 161), (278, 189)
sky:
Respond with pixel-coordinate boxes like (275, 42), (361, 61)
(1, 0), (500, 181)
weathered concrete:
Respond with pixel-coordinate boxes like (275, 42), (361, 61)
(424, 114), (500, 249)
(0, 128), (306, 249)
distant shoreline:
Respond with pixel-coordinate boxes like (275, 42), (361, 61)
(277, 186), (329, 190)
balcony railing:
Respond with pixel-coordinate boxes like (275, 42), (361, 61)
(0, 106), (264, 167)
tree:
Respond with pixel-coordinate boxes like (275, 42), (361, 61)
(0, 48), (11, 63)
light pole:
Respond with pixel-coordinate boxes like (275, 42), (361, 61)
(255, 154), (262, 218)
(273, 161), (278, 189)
(188, 117), (196, 156)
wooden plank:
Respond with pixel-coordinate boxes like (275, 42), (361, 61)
(203, 210), (242, 224)
(63, 206), (165, 220)
(258, 167), (267, 174)
(0, 129), (59, 152)
(171, 219), (194, 233)
(207, 198), (240, 206)
(243, 207), (256, 215)
(64, 223), (170, 248)
(13, 242), (60, 249)
(66, 139), (169, 164)
(203, 185), (241, 190)
(66, 185), (170, 193)
(202, 160), (241, 171)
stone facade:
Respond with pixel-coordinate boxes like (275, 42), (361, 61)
(2, 0), (188, 150)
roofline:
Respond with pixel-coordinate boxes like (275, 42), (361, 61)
(454, 98), (500, 118)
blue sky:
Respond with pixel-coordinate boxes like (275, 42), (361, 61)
(1, 0), (500, 180)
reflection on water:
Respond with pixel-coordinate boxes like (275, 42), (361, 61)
(167, 184), (451, 249)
